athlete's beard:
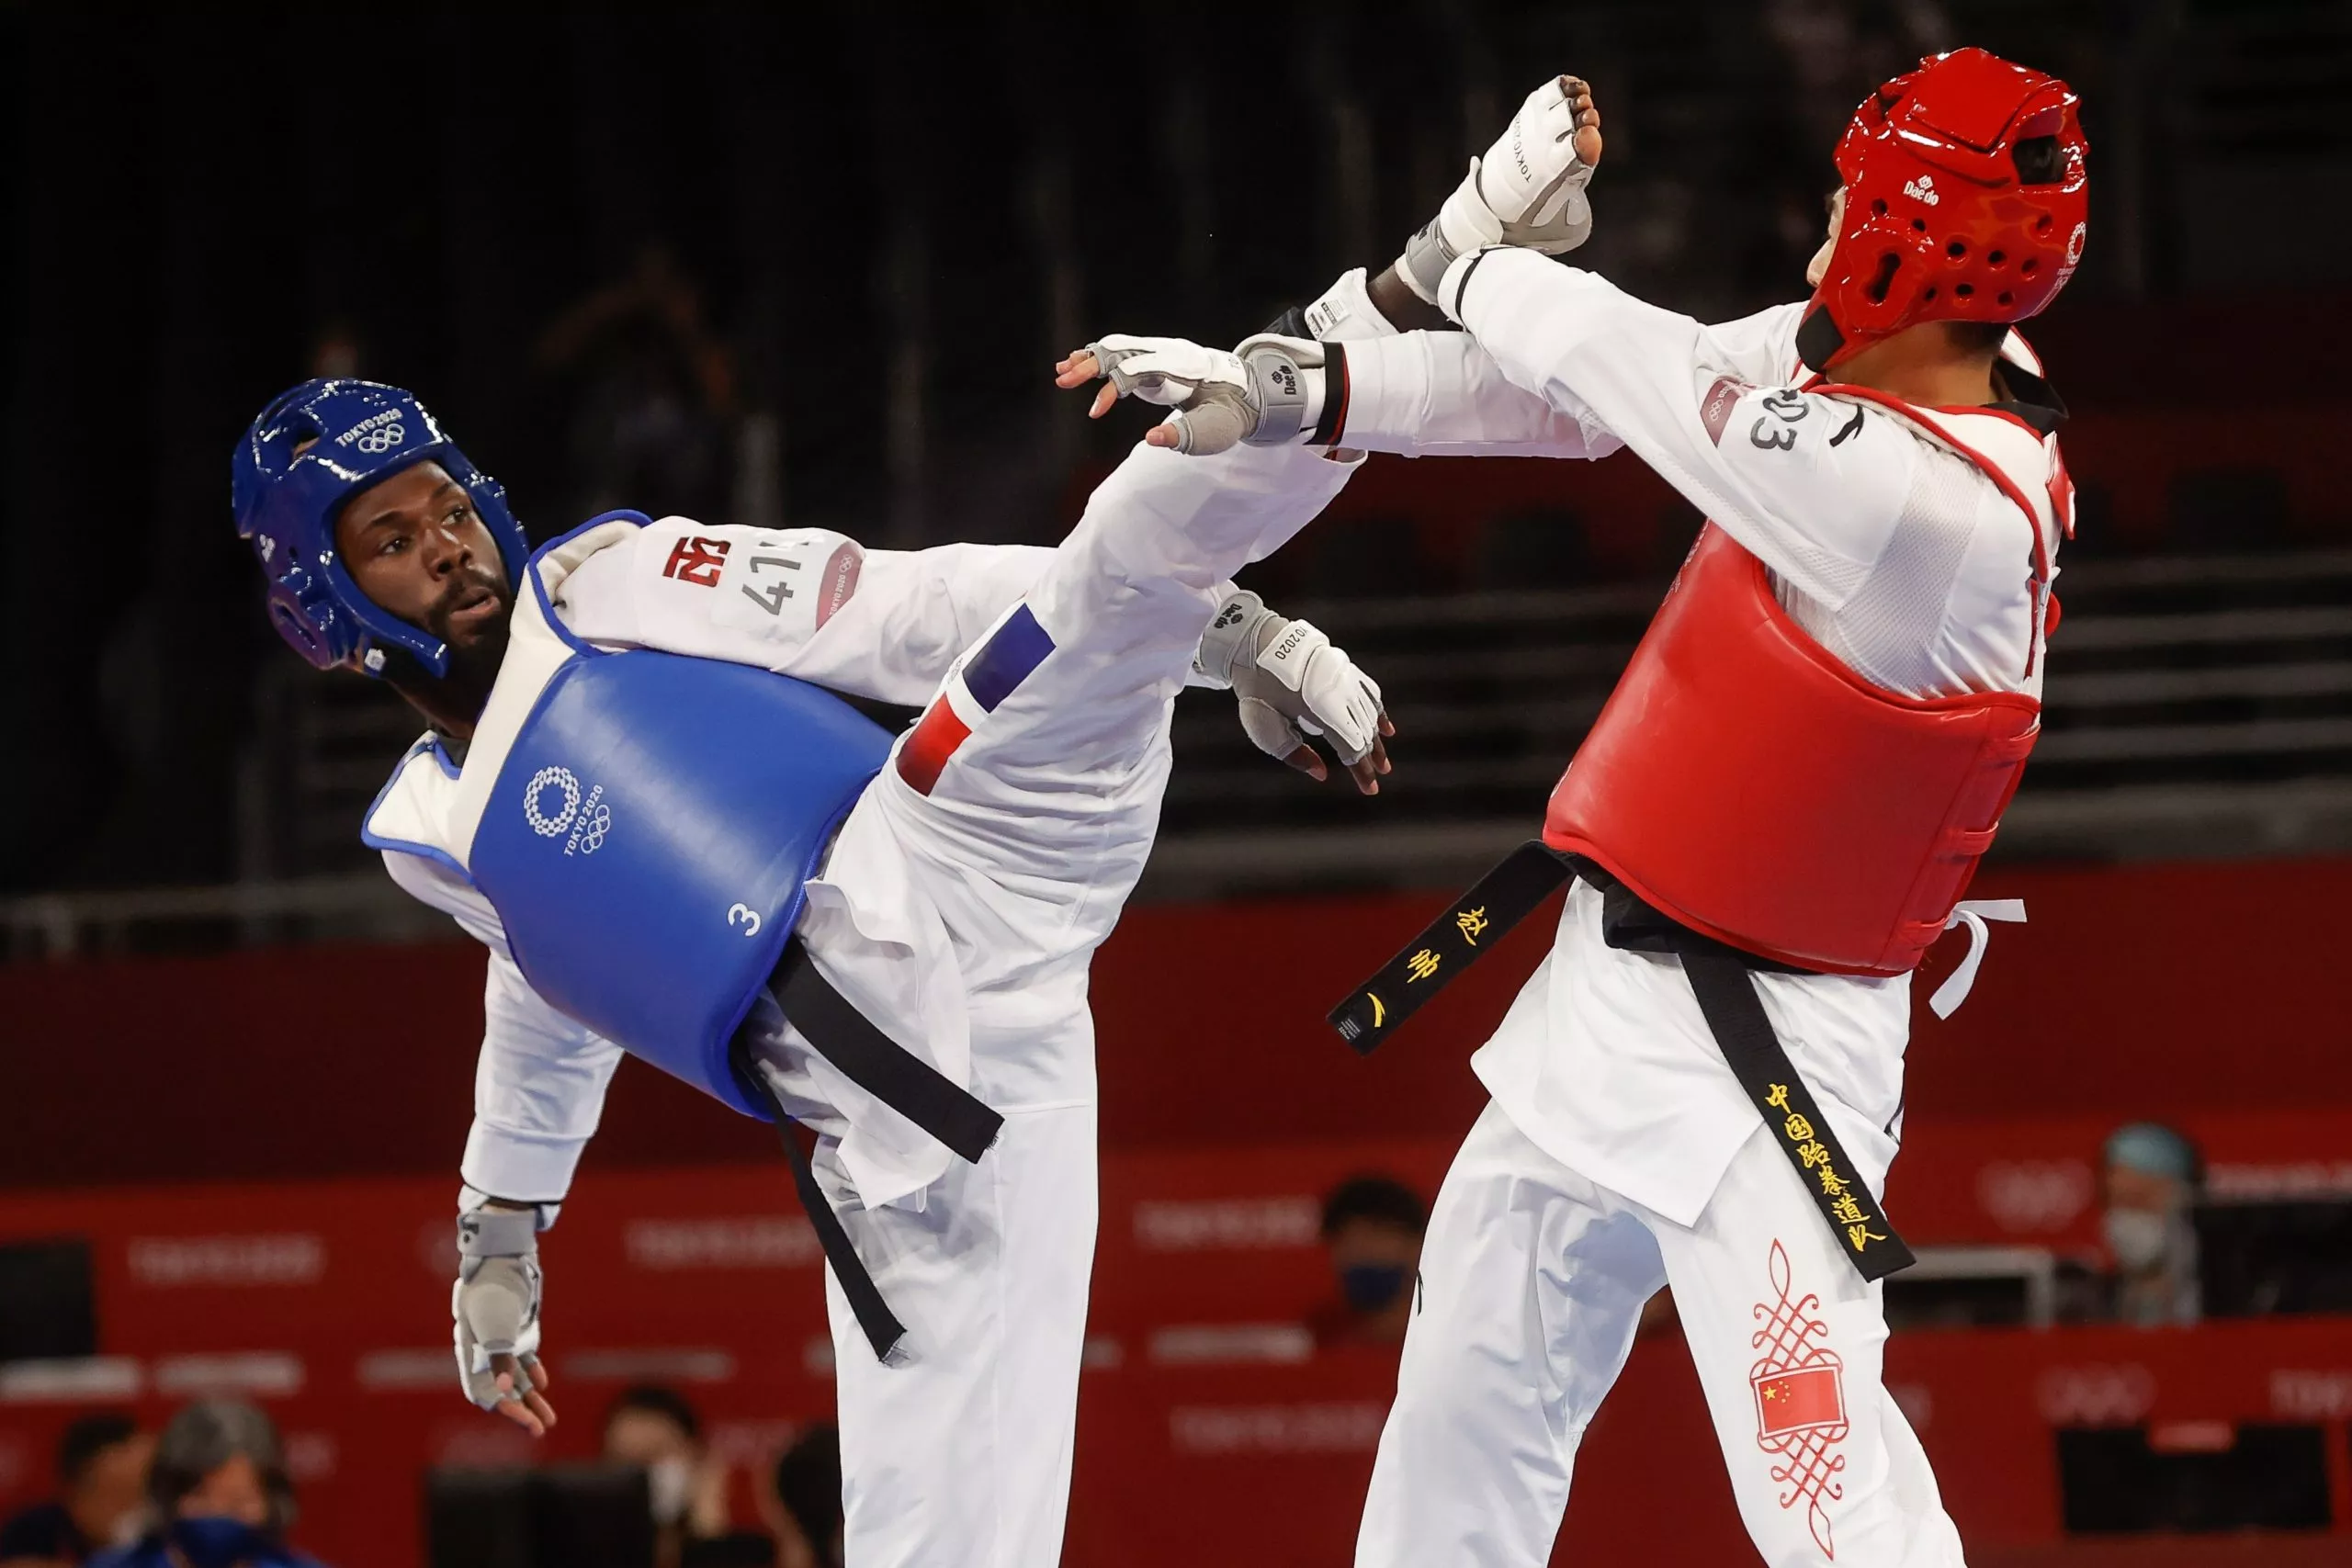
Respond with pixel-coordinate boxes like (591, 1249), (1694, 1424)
(386, 571), (513, 737)
(435, 598), (513, 724)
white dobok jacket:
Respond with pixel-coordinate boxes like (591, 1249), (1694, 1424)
(1310, 255), (2066, 1224)
(363, 519), (1082, 1213)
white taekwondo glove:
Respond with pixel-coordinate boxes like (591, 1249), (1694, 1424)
(452, 1205), (546, 1413)
(1194, 589), (1385, 767)
(1077, 333), (1331, 456)
(1397, 74), (1599, 304)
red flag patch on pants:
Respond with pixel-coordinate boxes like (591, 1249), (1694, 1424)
(1749, 1239), (1853, 1558)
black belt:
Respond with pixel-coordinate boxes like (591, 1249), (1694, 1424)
(728, 936), (1005, 1361)
(1327, 841), (1915, 1281)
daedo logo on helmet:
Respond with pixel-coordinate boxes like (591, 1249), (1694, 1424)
(1795, 47), (2090, 372)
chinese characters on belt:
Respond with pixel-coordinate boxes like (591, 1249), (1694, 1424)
(1408, 901), (1495, 985)
(1766, 1083), (1887, 1256)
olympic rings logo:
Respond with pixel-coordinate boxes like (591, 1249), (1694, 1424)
(355, 421), (407, 454)
(523, 767), (582, 837)
(575, 803), (613, 854)
(2036, 1363), (2155, 1426)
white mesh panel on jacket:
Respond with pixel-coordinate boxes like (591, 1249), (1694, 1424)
(1775, 412), (2049, 701)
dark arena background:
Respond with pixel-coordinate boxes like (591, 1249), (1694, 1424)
(6, 3), (2352, 1565)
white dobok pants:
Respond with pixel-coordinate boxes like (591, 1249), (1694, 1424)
(1357, 1102), (1967, 1568)
(809, 443), (1354, 1568)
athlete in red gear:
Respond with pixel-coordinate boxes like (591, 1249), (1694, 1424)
(1075, 50), (2086, 1566)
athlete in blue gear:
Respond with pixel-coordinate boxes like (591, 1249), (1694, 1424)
(233, 374), (1387, 1567)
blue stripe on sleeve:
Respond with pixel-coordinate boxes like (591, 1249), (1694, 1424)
(962, 604), (1056, 712)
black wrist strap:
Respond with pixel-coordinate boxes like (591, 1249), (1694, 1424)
(1310, 343), (1351, 446)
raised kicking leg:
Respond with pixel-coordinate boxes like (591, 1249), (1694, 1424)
(824, 430), (1377, 1568)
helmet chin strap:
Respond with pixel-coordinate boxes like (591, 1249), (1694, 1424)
(1794, 307), (1847, 374)
(369, 602), (511, 740)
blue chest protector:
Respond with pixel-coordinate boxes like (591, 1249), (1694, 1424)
(469, 644), (891, 1119)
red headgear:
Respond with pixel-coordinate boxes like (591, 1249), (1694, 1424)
(1797, 47), (2089, 372)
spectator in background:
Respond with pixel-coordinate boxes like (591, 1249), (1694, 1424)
(2099, 1122), (2204, 1327)
(1309, 1176), (1428, 1348)
(762, 1426), (843, 1568)
(0, 1414), (150, 1567)
(2062, 1122), (2205, 1327)
(601, 1386), (776, 1568)
(306, 321), (364, 381)
(87, 1401), (324, 1568)
(537, 241), (738, 525)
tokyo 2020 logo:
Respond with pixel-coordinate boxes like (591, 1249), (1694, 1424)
(524, 767), (582, 837)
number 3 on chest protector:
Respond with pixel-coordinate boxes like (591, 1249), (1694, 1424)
(729, 903), (763, 937)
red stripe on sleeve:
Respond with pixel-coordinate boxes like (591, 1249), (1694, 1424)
(895, 698), (971, 796)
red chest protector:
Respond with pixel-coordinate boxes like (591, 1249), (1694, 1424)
(1544, 398), (2056, 976)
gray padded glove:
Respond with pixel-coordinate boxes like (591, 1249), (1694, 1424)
(1195, 590), (1385, 766)
(452, 1206), (544, 1412)
(1076, 334), (1331, 456)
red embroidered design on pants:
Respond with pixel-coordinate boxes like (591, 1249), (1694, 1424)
(1750, 1238), (1849, 1559)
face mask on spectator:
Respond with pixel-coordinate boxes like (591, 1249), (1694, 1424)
(2103, 1209), (2171, 1272)
(1341, 1262), (1411, 1312)
(647, 1456), (695, 1525)
(170, 1516), (276, 1568)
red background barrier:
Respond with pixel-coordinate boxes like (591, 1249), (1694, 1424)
(6, 857), (2352, 1190)
(6, 856), (2351, 1562)
(6, 1134), (2352, 1567)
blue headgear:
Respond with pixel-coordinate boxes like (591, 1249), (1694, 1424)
(232, 378), (528, 679)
